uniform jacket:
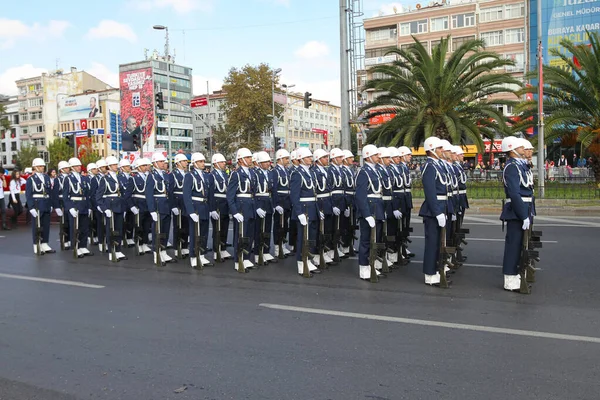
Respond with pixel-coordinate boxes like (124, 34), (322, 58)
(211, 168), (230, 215)
(89, 174), (102, 210)
(226, 166), (256, 218)
(53, 174), (69, 209)
(327, 164), (346, 212)
(290, 164), (320, 221)
(272, 164), (291, 210)
(125, 172), (149, 213)
(418, 157), (448, 218)
(96, 172), (125, 214)
(254, 167), (274, 213)
(341, 165), (355, 209)
(311, 165), (333, 215)
(400, 162), (413, 210)
(388, 163), (403, 213)
(183, 168), (214, 220)
(63, 173), (90, 214)
(26, 173), (53, 213)
(500, 158), (534, 221)
(168, 168), (186, 214)
(145, 169), (170, 215)
(376, 163), (394, 216)
(355, 163), (385, 220)
(454, 162), (469, 210)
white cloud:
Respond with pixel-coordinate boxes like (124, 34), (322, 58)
(0, 18), (70, 49)
(129, 0), (214, 13)
(294, 41), (330, 59)
(192, 75), (223, 97)
(85, 62), (120, 89)
(0, 64), (49, 96)
(85, 20), (137, 43)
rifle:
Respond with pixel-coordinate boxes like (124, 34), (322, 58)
(258, 217), (267, 266)
(109, 213), (118, 263)
(73, 212), (80, 259)
(368, 218), (383, 283)
(35, 201), (42, 256)
(437, 224), (455, 289)
(527, 223), (543, 283)
(301, 213), (314, 278)
(176, 211), (184, 259)
(348, 207), (358, 257)
(277, 212), (285, 260)
(381, 219), (391, 273)
(134, 212), (143, 256)
(213, 210), (223, 263)
(59, 211), (66, 250)
(194, 218), (202, 270)
(154, 207), (165, 267)
(318, 217), (327, 269)
(518, 227), (535, 294)
(237, 219), (250, 273)
(89, 209), (95, 247)
(454, 212), (469, 264)
(332, 214), (341, 263)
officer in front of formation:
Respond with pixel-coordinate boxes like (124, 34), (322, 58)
(62, 157), (94, 258)
(55, 160), (70, 249)
(272, 149), (292, 258)
(210, 153), (232, 261)
(124, 157), (152, 255)
(96, 156), (127, 262)
(355, 144), (385, 281)
(169, 153), (190, 259)
(419, 137), (449, 286)
(26, 158), (56, 255)
(500, 136), (533, 292)
(146, 152), (175, 264)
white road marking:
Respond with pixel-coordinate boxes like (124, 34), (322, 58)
(462, 215), (503, 225)
(411, 235), (557, 244)
(464, 222), (597, 228)
(409, 260), (512, 269)
(532, 216), (600, 228)
(260, 303), (600, 344)
(0, 273), (105, 289)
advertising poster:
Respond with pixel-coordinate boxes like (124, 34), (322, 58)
(119, 68), (155, 152)
(58, 94), (100, 121)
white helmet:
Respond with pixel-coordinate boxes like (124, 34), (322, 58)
(290, 150), (297, 161)
(174, 154), (188, 164)
(343, 150), (354, 159)
(87, 163), (98, 172)
(212, 153), (226, 164)
(313, 148), (329, 161)
(131, 159), (139, 169)
(362, 144), (379, 159)
(32, 158), (45, 168)
(399, 146), (412, 156)
(501, 136), (521, 152)
(58, 161), (70, 170)
(275, 149), (290, 160)
(520, 138), (534, 150)
(24, 167), (33, 173)
(105, 156), (119, 166)
(118, 158), (131, 168)
(138, 158), (152, 166)
(329, 148), (344, 159)
(296, 147), (312, 160)
(68, 157), (82, 167)
(237, 148), (252, 160)
(439, 139), (453, 152)
(191, 152), (206, 163)
(424, 137), (442, 152)
(96, 159), (107, 169)
(453, 146), (464, 155)
(387, 147), (400, 157)
(378, 147), (390, 158)
(256, 151), (271, 163)
(151, 152), (167, 163)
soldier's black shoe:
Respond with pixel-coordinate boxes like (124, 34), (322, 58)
(311, 269), (322, 274)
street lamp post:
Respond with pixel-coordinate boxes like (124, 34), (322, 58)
(271, 68), (282, 155)
(153, 25), (172, 167)
(281, 83), (295, 149)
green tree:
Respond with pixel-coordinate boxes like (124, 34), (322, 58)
(212, 124), (237, 161)
(361, 36), (521, 150)
(0, 103), (10, 131)
(14, 144), (39, 171)
(516, 31), (600, 183)
(221, 63), (284, 152)
(47, 138), (75, 171)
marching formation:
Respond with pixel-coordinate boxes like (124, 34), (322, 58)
(24, 137), (542, 293)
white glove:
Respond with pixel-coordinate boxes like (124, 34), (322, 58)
(97, 206), (102, 213)
(365, 216), (376, 228)
(69, 208), (78, 218)
(393, 210), (402, 219)
(436, 213), (446, 228)
(233, 213), (244, 223)
(190, 213), (199, 223)
(105, 210), (112, 218)
(344, 208), (350, 218)
(319, 211), (325, 220)
(30, 209), (38, 218)
(151, 212), (158, 222)
(275, 206), (284, 215)
(210, 211), (219, 220)
(298, 214), (307, 226)
(257, 208), (266, 218)
(55, 208), (63, 217)
(522, 218), (530, 230)
(131, 206), (139, 215)
(452, 214), (457, 221)
(172, 208), (180, 216)
(332, 207), (341, 216)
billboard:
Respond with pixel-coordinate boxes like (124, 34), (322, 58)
(58, 94), (100, 122)
(119, 67), (155, 152)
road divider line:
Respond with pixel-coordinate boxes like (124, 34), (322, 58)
(0, 273), (105, 289)
(411, 236), (557, 244)
(259, 303), (600, 344)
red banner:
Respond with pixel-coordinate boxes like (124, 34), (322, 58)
(368, 113), (395, 125)
(119, 67), (155, 152)
(191, 97), (208, 108)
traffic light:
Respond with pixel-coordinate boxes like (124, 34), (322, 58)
(87, 128), (92, 138)
(132, 132), (139, 148)
(304, 92), (312, 109)
(277, 138), (285, 149)
(65, 135), (73, 147)
(155, 92), (164, 109)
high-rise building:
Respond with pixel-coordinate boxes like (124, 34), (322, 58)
(191, 90), (227, 154)
(0, 96), (22, 169)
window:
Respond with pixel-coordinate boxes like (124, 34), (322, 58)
(365, 48), (390, 58)
(505, 3), (524, 19)
(400, 19), (428, 35)
(29, 111), (42, 120)
(367, 26), (397, 41)
(11, 142), (17, 151)
(372, 72), (392, 80)
(480, 6), (503, 23)
(452, 13), (475, 28)
(35, 125), (44, 133)
(430, 40), (442, 51)
(505, 28), (525, 44)
(430, 17), (448, 32)
(452, 35), (475, 51)
(28, 98), (43, 107)
(480, 31), (503, 46)
(19, 113), (28, 121)
(504, 53), (525, 72)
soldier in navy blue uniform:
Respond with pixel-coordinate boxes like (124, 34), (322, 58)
(355, 145), (385, 280)
(386, 147), (405, 265)
(438, 140), (457, 251)
(327, 148), (348, 259)
(117, 158), (135, 248)
(54, 160), (70, 249)
(290, 147), (322, 276)
(252, 151), (276, 264)
(184, 152), (216, 269)
(95, 156), (127, 262)
(25, 158), (57, 255)
(287, 150), (299, 253)
(340, 150), (356, 255)
(91, 159), (107, 252)
(146, 152), (175, 264)
(272, 149), (292, 258)
(124, 157), (152, 255)
(63, 157), (94, 257)
(398, 146), (415, 257)
(311, 149), (335, 265)
(376, 147), (396, 270)
(452, 146), (469, 223)
(418, 137), (449, 286)
(210, 153), (232, 261)
(500, 137), (533, 292)
(168, 154), (190, 259)
(227, 148), (257, 271)
(86, 163), (99, 246)
(519, 139), (537, 219)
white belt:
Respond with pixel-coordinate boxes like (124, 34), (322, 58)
(436, 195), (447, 200)
(393, 190), (404, 193)
(255, 193), (270, 197)
(32, 194), (48, 198)
(154, 194), (166, 198)
(506, 197), (532, 203)
(459, 190), (467, 194)
(173, 191), (183, 195)
(277, 190), (290, 194)
(405, 188), (411, 193)
(133, 194), (145, 199)
(382, 196), (392, 201)
(447, 193), (453, 197)
(300, 198), (316, 202)
(237, 194), (252, 198)
(331, 190), (344, 195)
(214, 193), (226, 198)
(103, 194), (118, 198)
(317, 193), (330, 198)
(367, 194), (382, 198)
(71, 196), (84, 201)
(192, 196), (206, 202)
(345, 190), (355, 194)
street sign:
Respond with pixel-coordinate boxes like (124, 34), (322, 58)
(299, 143), (309, 147)
(311, 128), (328, 134)
(191, 97), (208, 108)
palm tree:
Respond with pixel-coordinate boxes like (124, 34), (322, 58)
(360, 36), (522, 150)
(516, 31), (600, 183)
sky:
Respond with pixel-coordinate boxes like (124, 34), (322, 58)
(0, 0), (410, 107)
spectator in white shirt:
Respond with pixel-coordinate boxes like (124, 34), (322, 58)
(9, 170), (26, 229)
(0, 170), (7, 230)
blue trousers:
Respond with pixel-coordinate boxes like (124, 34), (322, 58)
(188, 219), (209, 257)
(151, 213), (171, 252)
(422, 216), (440, 275)
(295, 219), (318, 261)
(30, 211), (50, 244)
(233, 217), (255, 261)
(69, 213), (90, 250)
(502, 220), (523, 275)
(358, 218), (382, 265)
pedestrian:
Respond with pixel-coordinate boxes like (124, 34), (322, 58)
(9, 170), (26, 229)
(0, 171), (8, 230)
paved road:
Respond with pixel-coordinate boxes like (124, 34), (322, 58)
(1, 214), (599, 400)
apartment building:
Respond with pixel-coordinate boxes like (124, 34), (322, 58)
(191, 90), (227, 153)
(0, 97), (22, 168)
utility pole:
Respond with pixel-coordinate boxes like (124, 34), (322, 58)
(339, 0), (351, 150)
(537, 0), (545, 198)
(207, 81), (212, 155)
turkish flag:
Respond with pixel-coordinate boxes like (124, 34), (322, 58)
(80, 119), (88, 130)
